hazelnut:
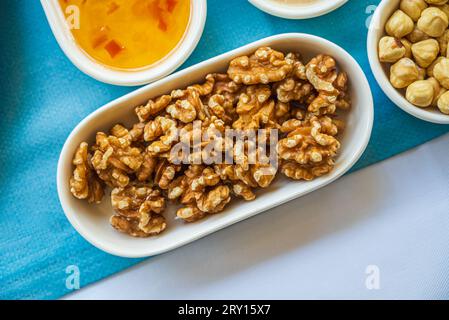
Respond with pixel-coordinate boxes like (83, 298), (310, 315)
(434, 87), (447, 107)
(400, 0), (428, 21)
(411, 39), (439, 67)
(390, 58), (420, 88)
(418, 65), (427, 79)
(437, 90), (449, 113)
(417, 7), (449, 37)
(427, 77), (445, 106)
(437, 4), (449, 20)
(427, 76), (441, 93)
(401, 39), (413, 58)
(386, 10), (415, 38)
(406, 80), (435, 107)
(379, 36), (406, 63)
(407, 26), (430, 43)
(433, 57), (449, 88)
(424, 0), (448, 5)
(427, 56), (445, 77)
(437, 29), (449, 56)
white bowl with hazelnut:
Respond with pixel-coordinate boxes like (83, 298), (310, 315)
(368, 0), (449, 124)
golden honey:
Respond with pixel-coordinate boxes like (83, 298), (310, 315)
(59, 0), (191, 70)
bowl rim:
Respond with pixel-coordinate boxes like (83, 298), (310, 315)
(248, 0), (349, 20)
(40, 0), (207, 87)
(57, 33), (374, 257)
(367, 0), (449, 124)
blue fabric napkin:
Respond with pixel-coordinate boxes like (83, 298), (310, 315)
(1, 0), (448, 300)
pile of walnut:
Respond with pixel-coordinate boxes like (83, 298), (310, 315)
(379, 0), (449, 114)
(69, 47), (351, 238)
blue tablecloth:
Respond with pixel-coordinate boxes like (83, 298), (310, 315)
(1, 0), (448, 299)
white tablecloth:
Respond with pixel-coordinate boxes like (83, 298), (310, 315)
(66, 134), (449, 300)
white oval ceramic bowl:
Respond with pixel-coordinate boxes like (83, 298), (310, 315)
(248, 0), (348, 19)
(41, 0), (207, 86)
(367, 0), (449, 124)
(57, 33), (374, 258)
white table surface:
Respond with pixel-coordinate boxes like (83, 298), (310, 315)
(65, 133), (449, 300)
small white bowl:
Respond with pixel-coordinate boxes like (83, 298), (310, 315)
(57, 33), (373, 258)
(248, 0), (348, 20)
(41, 0), (207, 86)
(367, 0), (449, 124)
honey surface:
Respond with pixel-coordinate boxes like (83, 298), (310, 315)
(59, 0), (191, 69)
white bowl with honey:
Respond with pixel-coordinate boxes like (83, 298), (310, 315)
(41, 0), (207, 86)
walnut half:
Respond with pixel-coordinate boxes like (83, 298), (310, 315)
(69, 142), (104, 204)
